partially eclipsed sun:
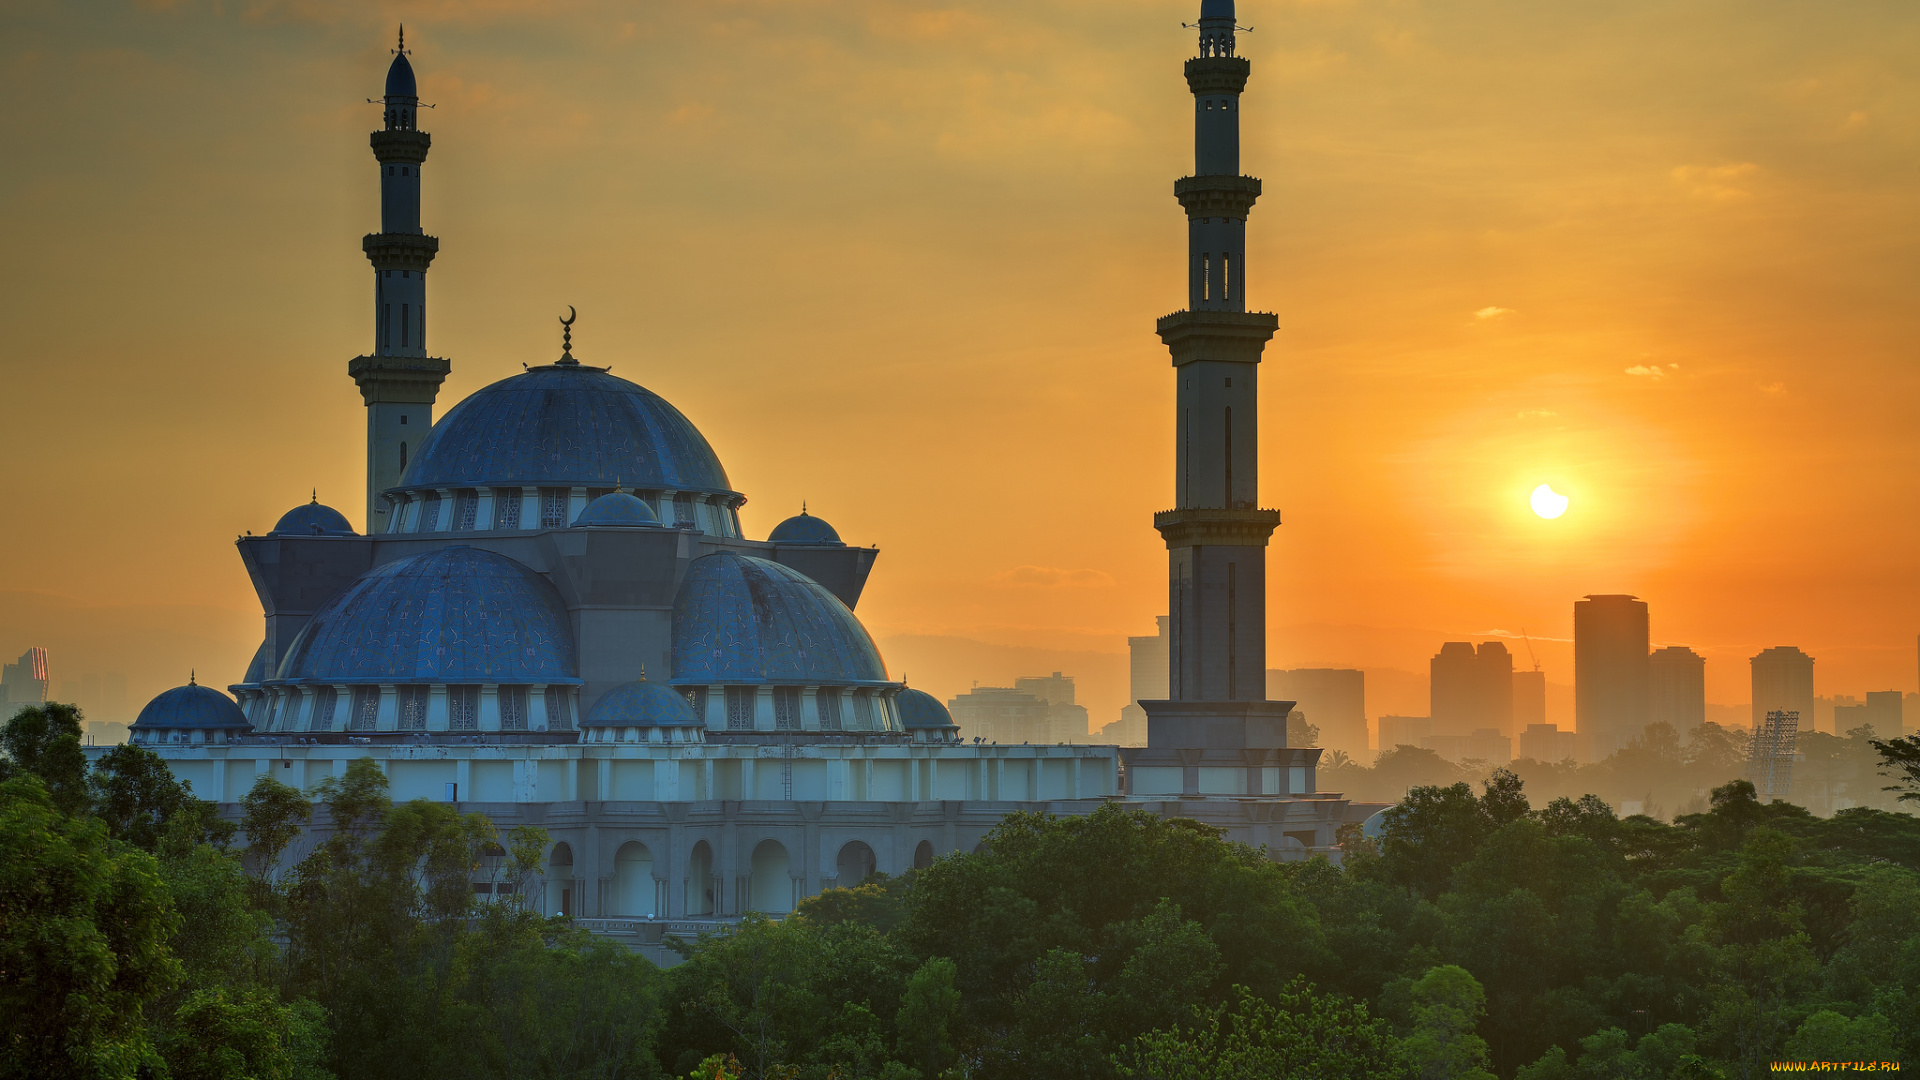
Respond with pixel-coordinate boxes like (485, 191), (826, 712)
(1531, 484), (1570, 519)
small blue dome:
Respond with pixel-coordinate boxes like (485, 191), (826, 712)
(385, 52), (417, 99)
(671, 553), (888, 686)
(573, 490), (659, 528)
(768, 510), (843, 546)
(275, 546), (578, 685)
(132, 682), (251, 731)
(393, 366), (734, 499)
(586, 678), (701, 728)
(272, 499), (356, 536)
(897, 688), (957, 730)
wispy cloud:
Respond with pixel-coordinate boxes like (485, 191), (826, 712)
(991, 565), (1114, 588)
(1671, 162), (1759, 201)
(1758, 382), (1787, 396)
(1474, 306), (1514, 320)
(1626, 363), (1681, 379)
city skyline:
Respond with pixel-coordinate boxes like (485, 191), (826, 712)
(7, 2), (1920, 721)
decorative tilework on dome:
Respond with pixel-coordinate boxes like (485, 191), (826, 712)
(670, 553), (889, 686)
(767, 511), (843, 545)
(394, 366), (733, 496)
(275, 546), (579, 685)
(272, 500), (356, 536)
(573, 490), (660, 528)
(897, 687), (958, 730)
(586, 679), (702, 728)
(133, 683), (251, 731)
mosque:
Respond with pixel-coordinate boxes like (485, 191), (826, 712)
(107, 3), (1374, 937)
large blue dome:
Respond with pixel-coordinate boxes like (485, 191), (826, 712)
(272, 498), (356, 536)
(132, 682), (251, 731)
(275, 546), (578, 685)
(392, 365), (733, 497)
(670, 553), (888, 685)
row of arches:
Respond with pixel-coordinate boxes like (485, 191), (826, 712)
(542, 836), (924, 918)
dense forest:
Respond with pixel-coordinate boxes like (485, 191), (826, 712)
(5, 701), (1920, 1080)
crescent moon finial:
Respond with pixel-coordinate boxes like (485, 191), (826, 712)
(558, 306), (577, 363)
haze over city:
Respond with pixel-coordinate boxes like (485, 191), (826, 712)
(6, 0), (1920, 727)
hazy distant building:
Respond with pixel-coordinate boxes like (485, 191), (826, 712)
(1014, 672), (1089, 742)
(1423, 728), (1511, 765)
(1649, 646), (1706, 734)
(1430, 641), (1512, 735)
(1575, 595), (1650, 757)
(1861, 690), (1903, 737)
(1378, 715), (1432, 752)
(948, 686), (1053, 743)
(1518, 723), (1577, 763)
(1268, 668), (1365, 755)
(1751, 647), (1815, 732)
(1512, 670), (1546, 728)
(1, 648), (48, 714)
(1103, 617), (1169, 745)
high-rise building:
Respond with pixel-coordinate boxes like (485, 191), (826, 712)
(1267, 668), (1365, 756)
(1430, 642), (1513, 735)
(947, 687), (1053, 744)
(1014, 672), (1090, 742)
(1512, 670), (1547, 728)
(1378, 715), (1432, 752)
(1518, 723), (1577, 763)
(1649, 645), (1706, 735)
(1750, 647), (1815, 732)
(1575, 595), (1650, 757)
(1102, 618), (1170, 745)
(0, 648), (48, 711)
(1863, 690), (1903, 737)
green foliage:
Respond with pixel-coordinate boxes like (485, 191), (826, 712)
(0, 774), (180, 1080)
(1784, 1009), (1898, 1063)
(1401, 965), (1495, 1080)
(895, 956), (960, 1076)
(241, 772), (312, 887)
(89, 742), (196, 851)
(1, 702), (91, 815)
(1120, 981), (1408, 1080)
(158, 985), (335, 1080)
(1870, 732), (1920, 803)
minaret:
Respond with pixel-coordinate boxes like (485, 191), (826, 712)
(347, 27), (450, 532)
(1131, 0), (1307, 801)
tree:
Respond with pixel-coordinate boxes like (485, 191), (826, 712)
(1121, 981), (1408, 1080)
(157, 986), (334, 1080)
(1400, 965), (1496, 1080)
(0, 775), (181, 1080)
(241, 773), (312, 889)
(1783, 1010), (1898, 1064)
(0, 702), (90, 815)
(896, 956), (960, 1076)
(1868, 734), (1920, 803)
(90, 743), (196, 851)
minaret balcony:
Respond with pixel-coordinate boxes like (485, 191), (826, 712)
(363, 232), (440, 272)
(1155, 309), (1278, 366)
(1152, 507), (1281, 548)
(1174, 174), (1262, 218)
(370, 128), (432, 164)
(1184, 56), (1251, 94)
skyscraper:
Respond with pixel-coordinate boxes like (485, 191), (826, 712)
(1750, 647), (1814, 732)
(1649, 645), (1706, 735)
(1575, 594), (1650, 757)
(1104, 617), (1171, 745)
(1267, 668), (1366, 756)
(1863, 690), (1904, 737)
(1430, 642), (1513, 735)
(1512, 670), (1547, 728)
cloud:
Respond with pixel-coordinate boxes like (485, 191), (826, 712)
(991, 565), (1114, 588)
(1671, 162), (1760, 201)
(1841, 109), (1869, 133)
(1474, 306), (1513, 320)
(1626, 363), (1680, 380)
(1758, 382), (1787, 396)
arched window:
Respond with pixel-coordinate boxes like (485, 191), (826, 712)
(614, 842), (655, 916)
(686, 840), (715, 915)
(913, 839), (934, 870)
(749, 839), (792, 914)
(547, 842), (574, 917)
(836, 841), (876, 885)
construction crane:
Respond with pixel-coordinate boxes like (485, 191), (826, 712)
(1520, 629), (1542, 672)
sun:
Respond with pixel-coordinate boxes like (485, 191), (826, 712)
(1530, 483), (1570, 519)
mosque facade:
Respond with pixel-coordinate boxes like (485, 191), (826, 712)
(105, 3), (1374, 939)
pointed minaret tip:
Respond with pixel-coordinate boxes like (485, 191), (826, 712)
(189, 669), (197, 686)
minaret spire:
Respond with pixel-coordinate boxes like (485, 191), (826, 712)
(1127, 1), (1306, 802)
(347, 27), (450, 532)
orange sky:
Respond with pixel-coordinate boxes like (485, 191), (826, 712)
(4, 0), (1919, 729)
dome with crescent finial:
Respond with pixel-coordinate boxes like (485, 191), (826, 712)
(272, 495), (356, 536)
(574, 489), (660, 528)
(390, 365), (736, 503)
(131, 678), (251, 745)
(768, 508), (842, 546)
